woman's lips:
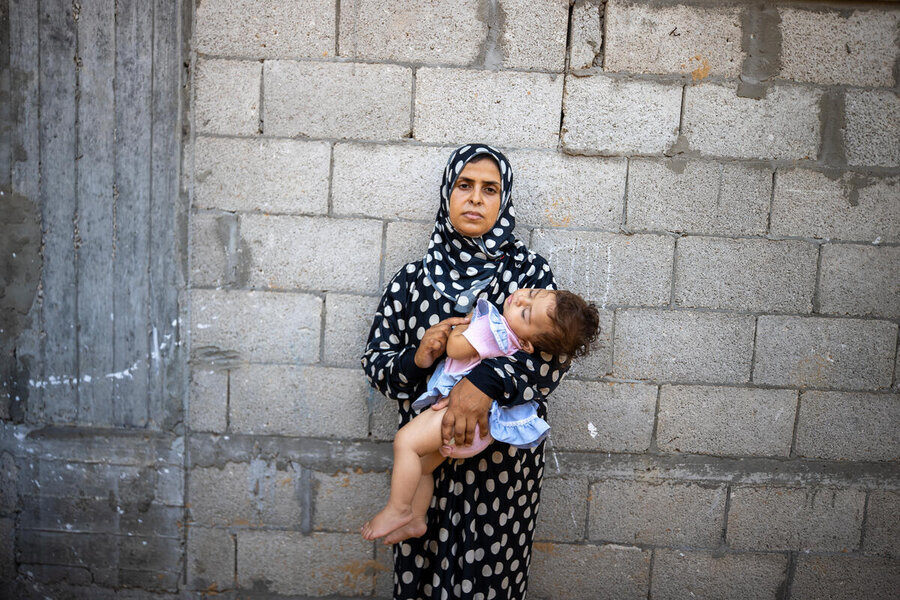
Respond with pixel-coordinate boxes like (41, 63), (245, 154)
(462, 212), (482, 220)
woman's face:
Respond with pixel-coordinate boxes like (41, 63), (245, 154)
(448, 157), (502, 238)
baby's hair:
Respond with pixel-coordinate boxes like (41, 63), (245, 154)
(531, 290), (600, 358)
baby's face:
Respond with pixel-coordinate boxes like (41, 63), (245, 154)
(503, 288), (556, 350)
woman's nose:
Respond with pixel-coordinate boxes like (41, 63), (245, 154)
(470, 186), (483, 205)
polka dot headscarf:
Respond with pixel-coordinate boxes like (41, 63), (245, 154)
(423, 143), (518, 314)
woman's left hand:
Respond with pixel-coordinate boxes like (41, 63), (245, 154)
(441, 377), (492, 447)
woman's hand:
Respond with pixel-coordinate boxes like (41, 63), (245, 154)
(413, 316), (470, 369)
(441, 377), (492, 447)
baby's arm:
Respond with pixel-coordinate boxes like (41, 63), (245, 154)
(446, 323), (480, 361)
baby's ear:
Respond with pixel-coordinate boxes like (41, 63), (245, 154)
(520, 339), (534, 354)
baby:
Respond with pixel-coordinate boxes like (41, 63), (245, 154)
(361, 288), (599, 543)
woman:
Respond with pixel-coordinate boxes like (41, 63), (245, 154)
(362, 144), (569, 599)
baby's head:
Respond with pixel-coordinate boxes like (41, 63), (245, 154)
(503, 288), (599, 358)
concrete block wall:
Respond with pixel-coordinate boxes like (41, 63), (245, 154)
(183, 1), (900, 598)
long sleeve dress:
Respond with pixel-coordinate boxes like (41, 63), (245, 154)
(362, 252), (569, 600)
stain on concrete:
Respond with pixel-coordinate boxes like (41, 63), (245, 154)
(0, 189), (41, 342)
(738, 5), (782, 99)
(475, 0), (506, 69)
(818, 90), (847, 168)
(213, 213), (253, 288)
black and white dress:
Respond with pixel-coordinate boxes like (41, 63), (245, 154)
(361, 144), (569, 600)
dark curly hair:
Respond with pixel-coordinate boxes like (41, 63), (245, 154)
(531, 290), (600, 358)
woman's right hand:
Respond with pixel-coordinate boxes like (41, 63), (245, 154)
(413, 316), (470, 369)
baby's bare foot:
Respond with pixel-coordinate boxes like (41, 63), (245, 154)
(361, 505), (414, 540)
(383, 517), (427, 545)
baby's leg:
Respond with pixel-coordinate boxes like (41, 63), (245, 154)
(383, 451), (444, 545)
(361, 408), (447, 540)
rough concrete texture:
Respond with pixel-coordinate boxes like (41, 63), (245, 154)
(844, 89), (900, 168)
(229, 365), (369, 437)
(191, 289), (322, 364)
(384, 221), (434, 282)
(188, 368), (227, 433)
(0, 518), (13, 580)
(819, 244), (900, 319)
(651, 549), (788, 600)
(779, 8), (899, 87)
(561, 308), (613, 381)
(237, 530), (375, 596)
(323, 294), (381, 368)
(562, 75), (682, 155)
(534, 476), (589, 542)
(332, 143), (449, 221)
(791, 555), (900, 600)
(195, 0), (335, 58)
(569, 0), (602, 71)
(499, 0), (570, 71)
(312, 469), (390, 532)
(189, 212), (229, 288)
(186, 526), (234, 591)
(588, 480), (727, 547)
(370, 391), (401, 442)
(674, 237), (818, 313)
(414, 67), (564, 148)
(656, 385), (797, 457)
(240, 215), (382, 293)
(547, 380), (656, 452)
(264, 61), (412, 139)
(753, 316), (897, 390)
(194, 137), (330, 214)
(339, 0), (484, 64)
(795, 391), (900, 462)
(613, 310), (756, 383)
(770, 170), (900, 243)
(726, 486), (865, 551)
(682, 83), (822, 160)
(865, 490), (900, 558)
(531, 229), (675, 307)
(626, 160), (772, 235)
(529, 542), (650, 600)
(194, 59), (261, 135)
(1, 451), (18, 515)
(507, 151), (626, 229)
(604, 1), (743, 78)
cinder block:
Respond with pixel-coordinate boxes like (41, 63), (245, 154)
(674, 237), (818, 312)
(548, 380), (656, 452)
(500, 0), (569, 71)
(189, 368), (227, 433)
(819, 244), (900, 319)
(652, 549), (788, 600)
(529, 542), (650, 600)
(194, 137), (330, 214)
(562, 308), (613, 381)
(414, 67), (564, 148)
(771, 170), (900, 243)
(240, 215), (382, 293)
(20, 494), (179, 537)
(795, 391), (900, 461)
(384, 221), (432, 282)
(865, 491), (900, 558)
(613, 310), (755, 384)
(682, 83), (821, 160)
(370, 392), (401, 442)
(374, 543), (394, 599)
(569, 0), (602, 71)
(324, 294), (381, 368)
(338, 0), (484, 65)
(187, 526), (234, 591)
(604, 1), (743, 78)
(0, 451), (16, 515)
(507, 151), (626, 229)
(0, 517), (13, 580)
(753, 316), (897, 390)
(264, 61), (412, 139)
(195, 59), (260, 135)
(535, 476), (589, 542)
(311, 469), (390, 532)
(332, 143), (448, 220)
(845, 89), (900, 168)
(229, 365), (369, 438)
(195, 0), (335, 59)
(530, 230), (674, 307)
(562, 76), (682, 155)
(188, 460), (304, 528)
(657, 385), (797, 457)
(727, 486), (865, 551)
(779, 8), (899, 87)
(626, 160), (772, 236)
(588, 480), (727, 547)
(237, 530), (375, 596)
(190, 212), (230, 288)
(791, 555), (900, 600)
(191, 289), (322, 364)
(17, 530), (117, 573)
